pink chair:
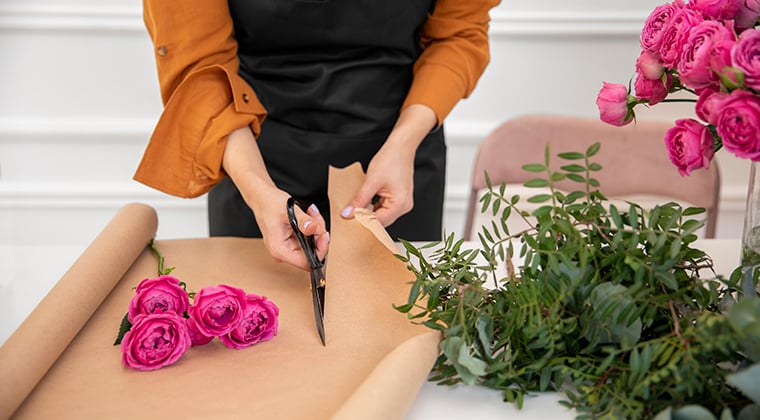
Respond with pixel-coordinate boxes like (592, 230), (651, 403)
(463, 115), (721, 239)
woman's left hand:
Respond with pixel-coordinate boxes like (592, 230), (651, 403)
(342, 141), (416, 227)
(341, 104), (437, 226)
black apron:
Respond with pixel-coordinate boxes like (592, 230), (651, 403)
(209, 0), (445, 242)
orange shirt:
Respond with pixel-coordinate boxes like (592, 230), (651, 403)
(134, 0), (501, 198)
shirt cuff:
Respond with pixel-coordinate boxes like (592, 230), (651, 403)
(401, 63), (468, 125)
(134, 64), (266, 198)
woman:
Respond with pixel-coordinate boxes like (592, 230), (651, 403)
(134, 0), (500, 270)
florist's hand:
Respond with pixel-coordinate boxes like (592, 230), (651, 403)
(251, 188), (329, 271)
(222, 126), (329, 271)
(341, 139), (416, 227)
(340, 104), (436, 226)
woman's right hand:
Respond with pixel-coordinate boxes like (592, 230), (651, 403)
(222, 126), (329, 271)
(249, 186), (329, 271)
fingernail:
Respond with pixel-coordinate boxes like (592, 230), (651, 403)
(309, 203), (320, 214)
(341, 206), (353, 218)
(303, 220), (312, 229)
(326, 231), (331, 243)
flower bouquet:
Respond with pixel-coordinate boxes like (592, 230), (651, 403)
(596, 0), (760, 296)
(114, 241), (279, 371)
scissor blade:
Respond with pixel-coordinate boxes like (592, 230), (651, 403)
(310, 268), (326, 346)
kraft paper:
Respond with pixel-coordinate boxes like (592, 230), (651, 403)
(0, 163), (439, 419)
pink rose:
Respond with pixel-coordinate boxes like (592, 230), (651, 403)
(664, 119), (715, 176)
(120, 313), (191, 371)
(710, 39), (740, 87)
(636, 50), (665, 80)
(127, 275), (190, 322)
(715, 89), (760, 160)
(596, 82), (633, 126)
(678, 20), (736, 90)
(188, 284), (247, 337)
(696, 88), (729, 125)
(659, 7), (704, 68)
(220, 294), (280, 349)
(634, 72), (671, 105)
(641, 1), (684, 54)
(737, 0), (760, 30)
(732, 29), (760, 90)
(689, 0), (743, 21)
(186, 316), (214, 346)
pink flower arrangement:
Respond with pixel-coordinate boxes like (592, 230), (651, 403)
(115, 276), (279, 371)
(596, 0), (760, 175)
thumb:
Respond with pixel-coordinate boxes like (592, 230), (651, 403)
(340, 182), (377, 219)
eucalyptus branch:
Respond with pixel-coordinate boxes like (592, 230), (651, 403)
(398, 143), (756, 419)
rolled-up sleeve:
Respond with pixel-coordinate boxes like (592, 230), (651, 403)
(402, 0), (501, 124)
(133, 0), (267, 198)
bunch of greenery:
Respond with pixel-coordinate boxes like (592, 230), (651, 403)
(396, 143), (760, 419)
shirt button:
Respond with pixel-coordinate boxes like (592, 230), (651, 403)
(242, 93), (250, 103)
(157, 46), (167, 56)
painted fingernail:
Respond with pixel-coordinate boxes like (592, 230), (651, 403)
(303, 220), (312, 230)
(341, 206), (353, 218)
(308, 203), (320, 214)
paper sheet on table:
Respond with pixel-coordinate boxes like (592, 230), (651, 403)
(0, 163), (440, 420)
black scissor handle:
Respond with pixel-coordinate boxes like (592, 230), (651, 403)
(286, 197), (322, 270)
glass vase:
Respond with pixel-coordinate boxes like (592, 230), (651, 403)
(740, 160), (760, 297)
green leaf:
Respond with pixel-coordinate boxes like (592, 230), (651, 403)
(565, 191), (586, 204)
(738, 405), (760, 420)
(610, 205), (623, 229)
(114, 312), (132, 345)
(588, 163), (602, 172)
(727, 297), (760, 361)
(557, 152), (585, 160)
(671, 406), (719, 420)
(394, 303), (414, 313)
(524, 178), (550, 188)
(566, 173), (586, 183)
(581, 283), (642, 345)
(440, 336), (487, 385)
(586, 142), (601, 157)
(522, 163), (546, 172)
(682, 206), (706, 216)
(551, 172), (566, 182)
(560, 164), (586, 173)
(527, 194), (553, 203)
(476, 316), (493, 359)
(726, 363), (760, 404)
(539, 367), (553, 391)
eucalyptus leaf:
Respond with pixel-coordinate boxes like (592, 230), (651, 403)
(583, 283), (642, 345)
(737, 404), (760, 420)
(726, 363), (760, 404)
(672, 405), (719, 420)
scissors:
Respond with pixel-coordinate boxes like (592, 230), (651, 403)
(286, 197), (326, 346)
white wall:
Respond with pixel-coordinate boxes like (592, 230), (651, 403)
(0, 0), (751, 248)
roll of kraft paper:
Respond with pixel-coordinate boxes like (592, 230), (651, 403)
(6, 165), (440, 420)
(0, 203), (158, 419)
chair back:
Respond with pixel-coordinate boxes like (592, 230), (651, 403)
(464, 115), (721, 239)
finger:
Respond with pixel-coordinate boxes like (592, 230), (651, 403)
(373, 196), (412, 227)
(314, 230), (330, 261)
(266, 237), (311, 271)
(288, 203), (329, 265)
(341, 182), (378, 219)
(305, 204), (330, 261)
(302, 203), (327, 236)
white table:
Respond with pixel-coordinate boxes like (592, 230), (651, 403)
(0, 239), (742, 418)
